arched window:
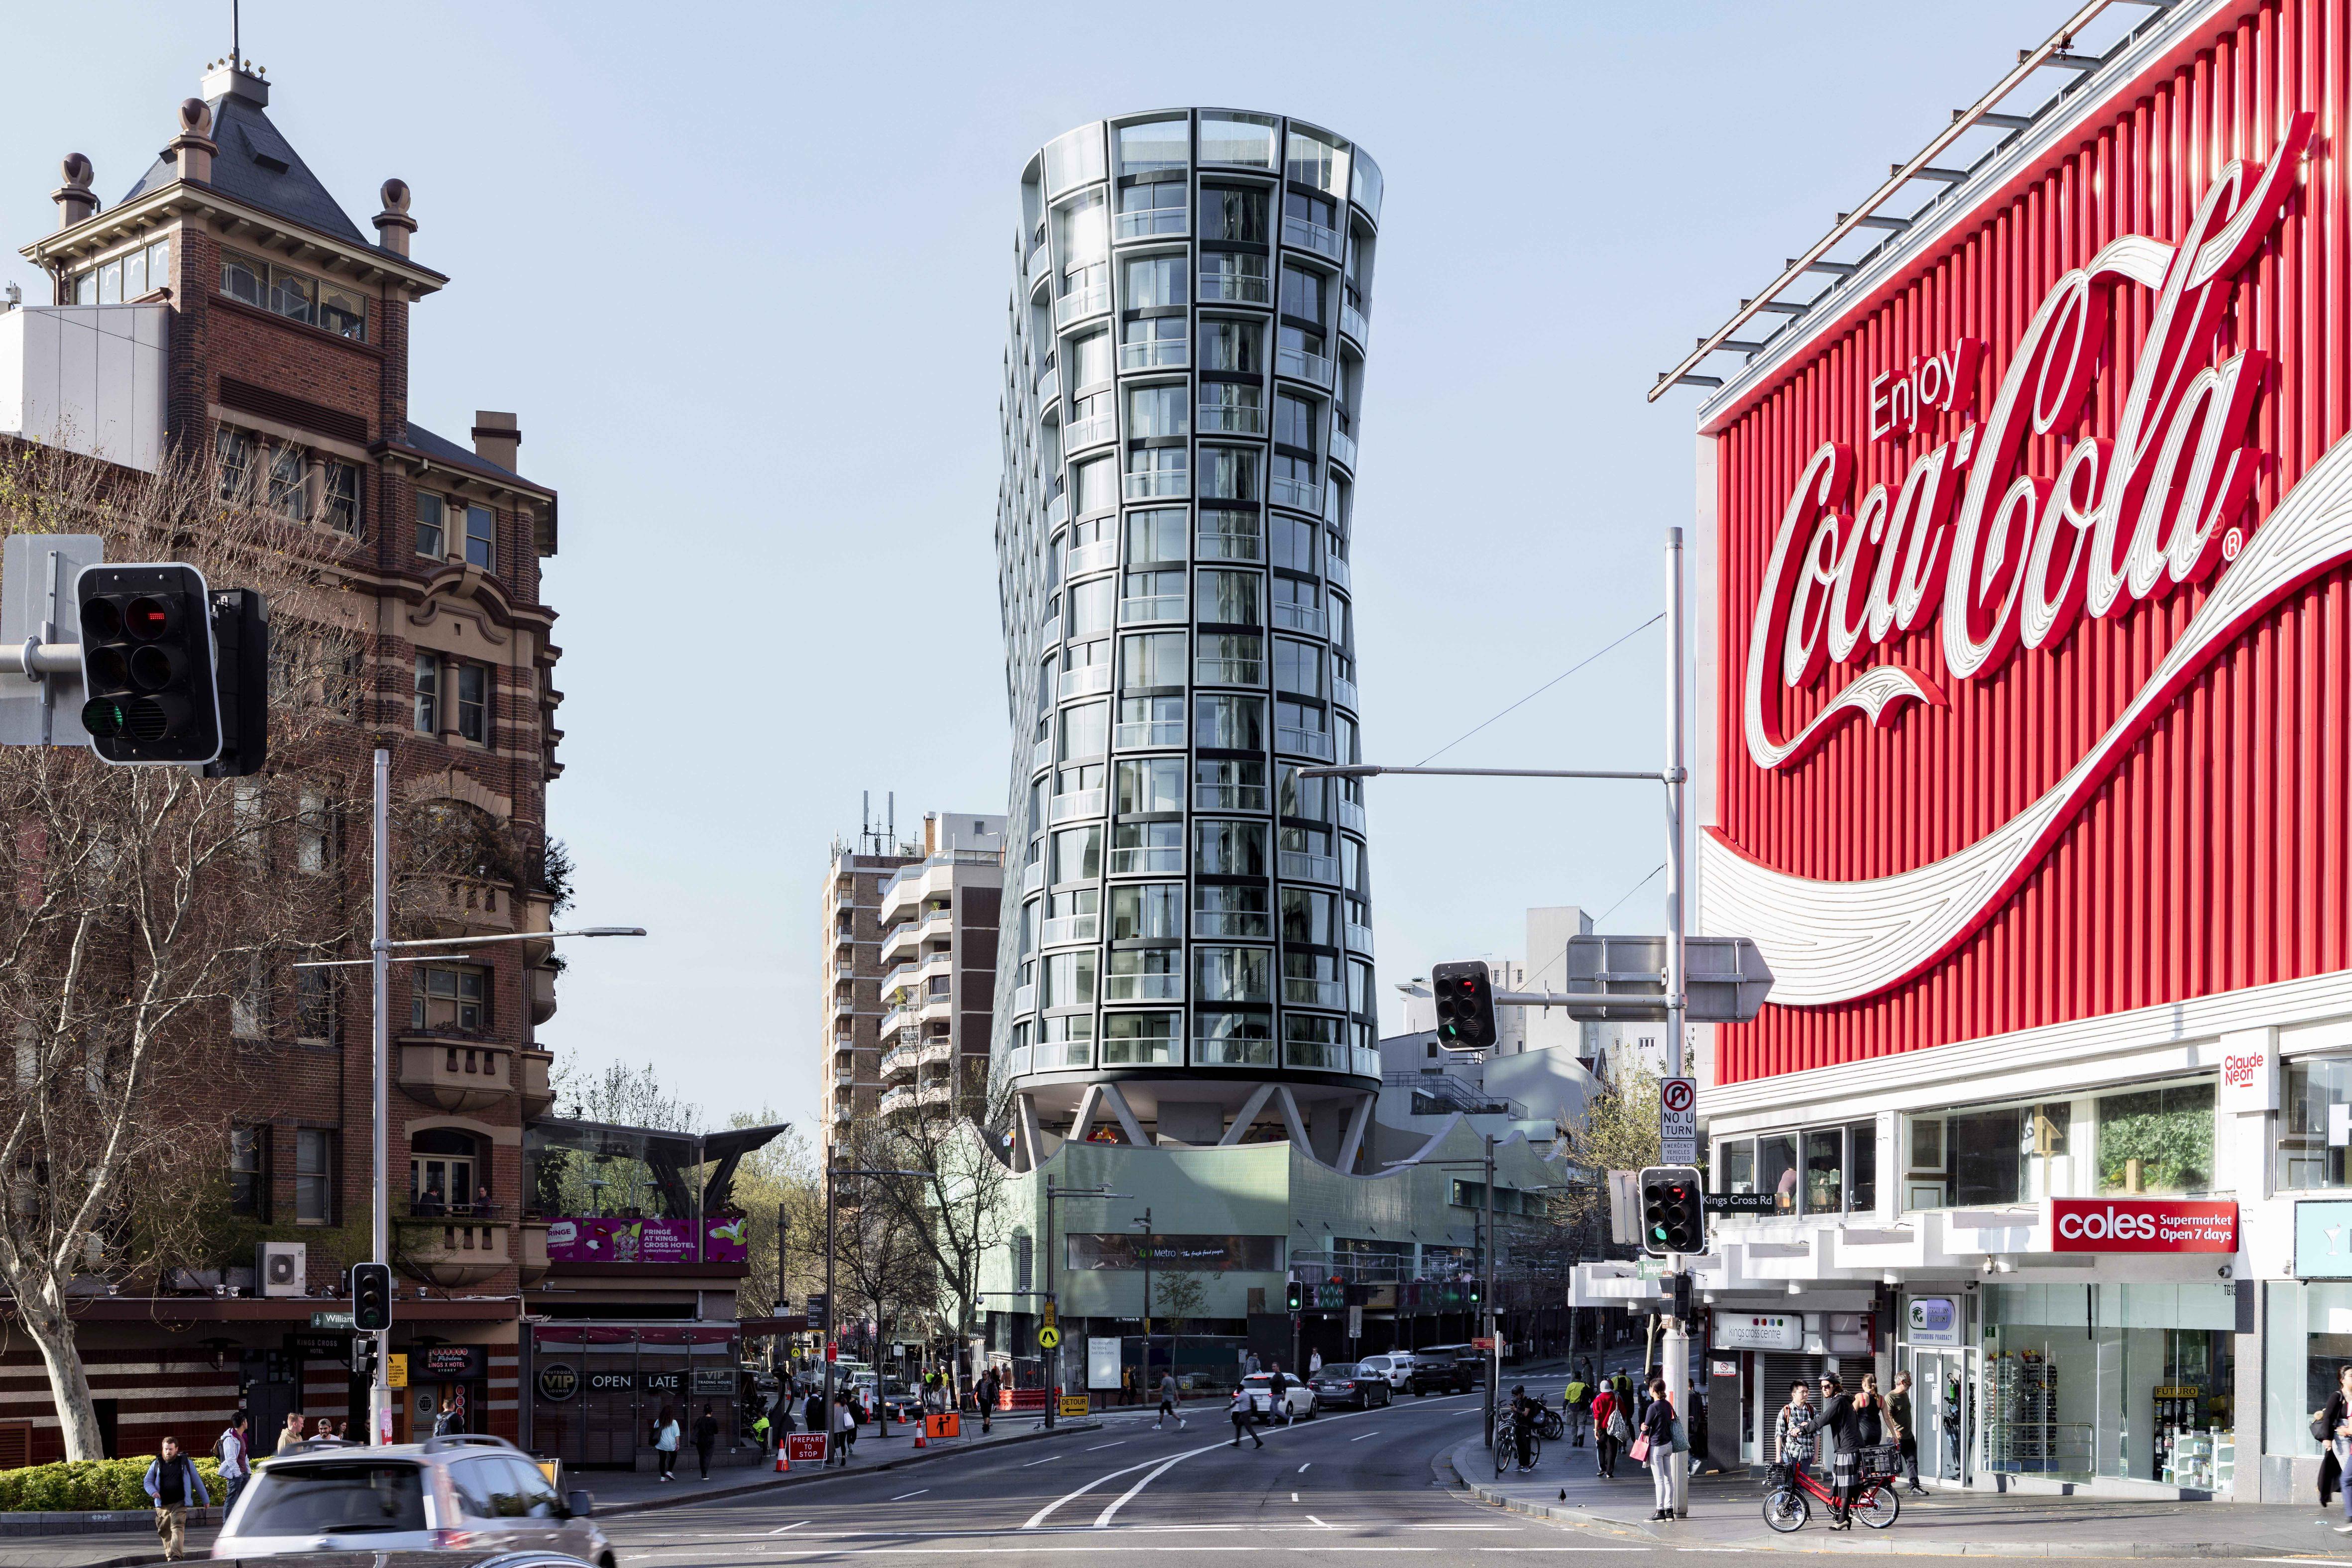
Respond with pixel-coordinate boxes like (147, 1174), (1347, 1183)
(410, 1128), (483, 1216)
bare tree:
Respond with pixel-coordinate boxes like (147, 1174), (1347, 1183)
(1154, 1270), (1208, 1336)
(0, 442), (363, 1458)
(727, 1114), (823, 1323)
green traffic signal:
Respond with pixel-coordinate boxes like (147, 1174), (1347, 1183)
(81, 698), (126, 738)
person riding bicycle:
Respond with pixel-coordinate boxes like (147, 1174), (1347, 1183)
(1510, 1384), (1538, 1472)
(1798, 1374), (1868, 1530)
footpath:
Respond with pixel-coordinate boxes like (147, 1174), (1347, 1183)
(0, 1418), (1095, 1568)
(1446, 1435), (2352, 1557)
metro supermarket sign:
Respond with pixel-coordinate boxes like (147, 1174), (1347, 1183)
(2050, 1198), (2237, 1253)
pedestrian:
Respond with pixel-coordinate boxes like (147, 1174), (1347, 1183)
(1775, 1380), (1815, 1482)
(212, 1413), (250, 1521)
(1797, 1374), (1864, 1530)
(432, 1393), (458, 1437)
(312, 1417), (336, 1444)
(276, 1410), (306, 1455)
(978, 1365), (999, 1435)
(1589, 1379), (1622, 1478)
(1509, 1385), (1537, 1473)
(694, 1403), (720, 1481)
(334, 1418), (352, 1444)
(1228, 1384), (1264, 1449)
(1266, 1361), (1291, 1425)
(829, 1391), (856, 1467)
(1246, 1351), (1260, 1376)
(1120, 1366), (1135, 1406)
(1638, 1378), (1676, 1522)
(2322, 1364), (2352, 1532)
(805, 1384), (826, 1439)
(652, 1405), (680, 1482)
(143, 1436), (206, 1562)
(1890, 1372), (1924, 1494)
(1155, 1368), (1186, 1431)
(1563, 1371), (1590, 1448)
(1308, 1349), (1322, 1377)
(751, 1406), (771, 1453)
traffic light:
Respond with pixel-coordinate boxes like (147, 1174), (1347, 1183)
(350, 1335), (380, 1381)
(1671, 1269), (1695, 1324)
(202, 588), (269, 779)
(350, 1260), (393, 1333)
(1285, 1279), (1304, 1312)
(1466, 1277), (1482, 1309)
(1431, 960), (1498, 1051)
(1639, 1166), (1706, 1257)
(76, 564), (221, 765)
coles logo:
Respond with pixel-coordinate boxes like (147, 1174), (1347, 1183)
(2050, 1198), (2237, 1253)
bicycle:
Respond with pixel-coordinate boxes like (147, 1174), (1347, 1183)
(1761, 1457), (1900, 1532)
(1496, 1429), (1543, 1477)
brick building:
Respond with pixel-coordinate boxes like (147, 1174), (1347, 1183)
(0, 53), (572, 1464)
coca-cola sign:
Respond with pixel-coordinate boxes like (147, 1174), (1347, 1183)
(1706, 113), (2352, 1007)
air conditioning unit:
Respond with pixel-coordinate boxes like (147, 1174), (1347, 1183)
(256, 1241), (306, 1298)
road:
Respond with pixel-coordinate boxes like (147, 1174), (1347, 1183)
(592, 1392), (2282, 1567)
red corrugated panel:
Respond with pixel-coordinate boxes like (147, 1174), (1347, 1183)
(1711, 0), (2352, 1083)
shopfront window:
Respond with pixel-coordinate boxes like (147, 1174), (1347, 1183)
(1906, 1098), (2083, 1207)
(2279, 1057), (2352, 1190)
(1802, 1128), (1843, 1214)
(1719, 1139), (1756, 1196)
(2265, 1282), (2352, 1469)
(1717, 1124), (1876, 1215)
(2096, 1082), (2214, 1195)
(1760, 1134), (1797, 1214)
(1983, 1283), (2236, 1491)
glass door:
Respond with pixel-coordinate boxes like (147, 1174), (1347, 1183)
(1915, 1349), (1974, 1485)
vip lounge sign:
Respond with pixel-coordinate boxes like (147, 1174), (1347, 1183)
(1709, 113), (2352, 1008)
(2051, 1198), (2238, 1253)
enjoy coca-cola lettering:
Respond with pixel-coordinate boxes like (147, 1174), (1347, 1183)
(1744, 113), (2313, 771)
(1868, 338), (1983, 443)
(2050, 1198), (2237, 1253)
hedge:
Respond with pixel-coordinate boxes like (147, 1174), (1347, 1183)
(0, 1457), (225, 1512)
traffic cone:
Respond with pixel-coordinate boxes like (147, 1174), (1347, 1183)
(775, 1443), (789, 1473)
(913, 1420), (927, 1449)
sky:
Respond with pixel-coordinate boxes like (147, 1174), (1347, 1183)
(0, 0), (2104, 1137)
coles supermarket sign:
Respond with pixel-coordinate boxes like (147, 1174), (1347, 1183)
(2051, 1199), (2237, 1254)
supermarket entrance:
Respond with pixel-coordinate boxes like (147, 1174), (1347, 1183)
(1911, 1347), (1975, 1486)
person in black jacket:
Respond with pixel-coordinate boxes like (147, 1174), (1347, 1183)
(2322, 1363), (2352, 1531)
(1799, 1374), (1868, 1528)
(1640, 1379), (1678, 1520)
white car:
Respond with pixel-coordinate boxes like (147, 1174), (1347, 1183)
(1240, 1372), (1317, 1422)
(1352, 1353), (1415, 1390)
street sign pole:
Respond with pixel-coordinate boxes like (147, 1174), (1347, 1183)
(1662, 527), (1691, 1520)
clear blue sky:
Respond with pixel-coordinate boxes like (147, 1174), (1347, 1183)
(0, 0), (2094, 1135)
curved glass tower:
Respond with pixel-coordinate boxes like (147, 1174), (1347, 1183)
(993, 111), (1383, 1170)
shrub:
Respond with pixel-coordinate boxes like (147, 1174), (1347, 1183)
(0, 1456), (224, 1512)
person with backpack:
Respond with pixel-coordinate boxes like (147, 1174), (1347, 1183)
(213, 1413), (251, 1519)
(143, 1436), (208, 1562)
(1228, 1384), (1264, 1449)
(1589, 1379), (1622, 1478)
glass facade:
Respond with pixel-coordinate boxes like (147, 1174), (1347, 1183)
(996, 111), (1380, 1106)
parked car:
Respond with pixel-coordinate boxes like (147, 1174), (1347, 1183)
(1309, 1362), (1394, 1409)
(1239, 1371), (1318, 1422)
(216, 1434), (612, 1567)
(1408, 1346), (1477, 1396)
(1352, 1352), (1415, 1390)
(207, 1555), (597, 1568)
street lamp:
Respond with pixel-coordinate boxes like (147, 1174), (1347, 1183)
(1038, 1179), (1130, 1427)
(288, 748), (649, 1448)
(1129, 1206), (1153, 1384)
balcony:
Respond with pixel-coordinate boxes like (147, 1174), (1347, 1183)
(1275, 346), (1334, 390)
(1120, 593), (1186, 625)
(1197, 522), (1261, 561)
(1040, 912), (1100, 946)
(1026, 239), (1050, 280)
(1104, 972), (1183, 1003)
(1285, 977), (1346, 1008)
(1109, 844), (1183, 875)
(1330, 426), (1357, 469)
(1116, 207), (1187, 240)
(1065, 538), (1119, 577)
(1031, 737), (1054, 774)
(1340, 797), (1367, 834)
(1200, 269), (1271, 305)
(1056, 284), (1110, 326)
(1195, 781), (1268, 812)
(1326, 554), (1350, 590)
(835, 1063), (856, 1086)
(393, 1212), (511, 1289)
(520, 1048), (554, 1120)
(1021, 860), (1045, 894)
(1332, 673), (1359, 710)
(1193, 910), (1269, 939)
(397, 1039), (513, 1114)
(527, 965), (558, 1026)
(1121, 336), (1188, 371)
(1269, 474), (1323, 513)
(520, 1219), (550, 1285)
(1197, 403), (1265, 436)
(1272, 600), (1328, 636)
(415, 875), (517, 935)
(1277, 726), (1335, 761)
(878, 910), (952, 968)
(1282, 214), (1345, 261)
(1195, 655), (1262, 685)
(1346, 921), (1375, 955)
(1065, 412), (1116, 451)
(1049, 787), (1105, 822)
(1124, 468), (1189, 501)
(1280, 849), (1340, 883)
(1116, 719), (1185, 749)
(1342, 300), (1370, 345)
(1046, 491), (1070, 528)
(1012, 982), (1037, 1015)
(1058, 664), (1112, 700)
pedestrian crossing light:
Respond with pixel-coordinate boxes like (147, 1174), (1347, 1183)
(1638, 1166), (1705, 1257)
(1431, 960), (1498, 1052)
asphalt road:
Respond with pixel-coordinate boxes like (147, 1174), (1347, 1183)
(591, 1392), (2303, 1567)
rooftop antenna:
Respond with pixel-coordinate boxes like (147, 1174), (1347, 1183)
(888, 791), (896, 852)
(231, 0), (240, 71)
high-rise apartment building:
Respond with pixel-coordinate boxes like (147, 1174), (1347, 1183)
(822, 811), (1004, 1167)
(992, 111), (1384, 1170)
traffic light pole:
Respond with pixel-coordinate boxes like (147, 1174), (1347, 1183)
(1483, 1134), (1497, 1454)
(1662, 528), (1691, 1519)
(369, 749), (391, 1446)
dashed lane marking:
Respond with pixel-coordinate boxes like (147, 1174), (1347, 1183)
(889, 1489), (929, 1501)
(766, 1521), (809, 1534)
(1086, 1441), (1126, 1451)
(1021, 1453), (1064, 1466)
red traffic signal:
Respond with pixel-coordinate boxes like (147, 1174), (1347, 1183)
(1431, 960), (1499, 1052)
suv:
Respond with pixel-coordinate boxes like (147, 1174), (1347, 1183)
(214, 1434), (612, 1566)
(1408, 1347), (1476, 1396)
(1352, 1353), (1414, 1391)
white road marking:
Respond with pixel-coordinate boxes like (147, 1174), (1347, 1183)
(1297, 1463), (1310, 1473)
(767, 1520), (810, 1534)
(890, 1488), (929, 1500)
(1349, 1432), (1381, 1441)
(1086, 1441), (1125, 1451)
(1305, 1515), (1328, 1527)
(1096, 1446), (1212, 1527)
(1021, 1453), (1064, 1466)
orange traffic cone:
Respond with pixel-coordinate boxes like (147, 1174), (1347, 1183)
(775, 1443), (789, 1472)
(913, 1419), (927, 1449)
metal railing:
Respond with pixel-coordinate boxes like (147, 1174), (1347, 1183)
(1282, 214), (1344, 260)
(1272, 600), (1327, 636)
(1011, 982), (1037, 1014)
(1284, 977), (1345, 1008)
(1057, 664), (1112, 699)
(1269, 475), (1322, 513)
(1039, 912), (1100, 946)
(1116, 719), (1185, 749)
(1055, 284), (1109, 325)
(1124, 468), (1189, 501)
(1121, 336), (1188, 371)
(1197, 523), (1261, 561)
(1065, 413), (1116, 450)
(1064, 539), (1118, 577)
(1117, 208), (1187, 240)
(1329, 427), (1357, 468)
(1275, 345), (1334, 387)
(1200, 268), (1271, 305)
(1120, 593), (1187, 624)
(1198, 403), (1265, 436)
(1195, 782), (1268, 812)
(1345, 921), (1374, 955)
(1332, 673), (1358, 710)
(1109, 844), (1183, 875)
(1020, 861), (1044, 894)
(1193, 909), (1270, 939)
(1030, 737), (1054, 774)
(1279, 849), (1339, 882)
(1277, 727), (1335, 761)
(1048, 787), (1105, 822)
(1339, 797), (1366, 833)
(1194, 1036), (1276, 1066)
(1196, 656), (1262, 685)
(1341, 300), (1369, 344)
(1045, 491), (1069, 528)
(1104, 972), (1183, 1002)
(1326, 554), (1350, 590)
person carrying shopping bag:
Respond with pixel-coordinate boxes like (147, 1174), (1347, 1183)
(1633, 1379), (1677, 1521)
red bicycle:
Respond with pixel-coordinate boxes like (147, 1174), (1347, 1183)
(1761, 1457), (1900, 1532)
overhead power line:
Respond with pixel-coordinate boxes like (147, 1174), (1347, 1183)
(1414, 613), (1664, 768)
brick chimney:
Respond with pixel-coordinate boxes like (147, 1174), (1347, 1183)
(52, 154), (95, 230)
(168, 98), (216, 185)
(471, 412), (520, 472)
(373, 178), (415, 257)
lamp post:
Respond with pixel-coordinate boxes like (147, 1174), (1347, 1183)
(1130, 1206), (1153, 1386)
(1037, 1178), (1130, 1427)
(289, 747), (647, 1447)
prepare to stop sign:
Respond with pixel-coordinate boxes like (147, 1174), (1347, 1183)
(1660, 1076), (1697, 1165)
